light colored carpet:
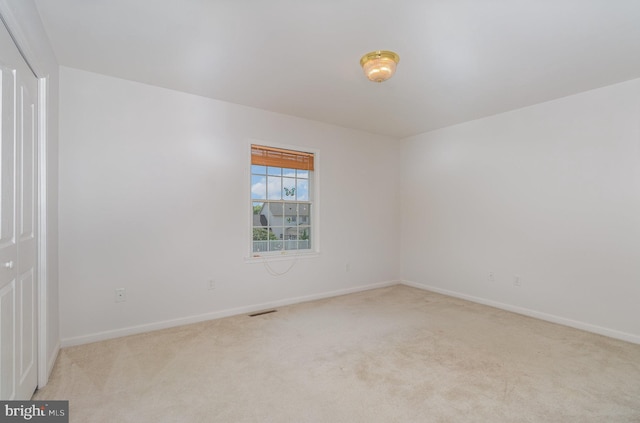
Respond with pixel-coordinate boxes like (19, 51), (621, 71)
(35, 285), (640, 422)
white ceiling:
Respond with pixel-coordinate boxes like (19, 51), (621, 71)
(34, 0), (640, 138)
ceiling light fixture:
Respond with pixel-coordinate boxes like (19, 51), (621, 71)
(360, 50), (400, 83)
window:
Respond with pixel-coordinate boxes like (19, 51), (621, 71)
(251, 145), (314, 255)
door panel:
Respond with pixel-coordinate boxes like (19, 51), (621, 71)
(0, 281), (15, 400)
(20, 82), (35, 244)
(17, 270), (35, 392)
(0, 20), (38, 400)
(0, 66), (16, 254)
(16, 76), (37, 400)
(0, 63), (18, 401)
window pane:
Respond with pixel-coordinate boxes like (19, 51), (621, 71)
(284, 239), (298, 250)
(251, 165), (266, 175)
(252, 223), (271, 253)
(269, 240), (283, 251)
(298, 203), (310, 225)
(284, 203), (297, 227)
(253, 202), (266, 227)
(252, 227), (270, 240)
(269, 225), (284, 240)
(283, 168), (296, 178)
(284, 225), (298, 239)
(267, 166), (281, 176)
(298, 227), (311, 250)
(284, 223), (298, 250)
(267, 176), (282, 199)
(264, 202), (279, 226)
(297, 179), (309, 201)
(253, 241), (268, 253)
(264, 203), (283, 243)
(297, 169), (309, 179)
(283, 177), (296, 200)
(251, 175), (266, 199)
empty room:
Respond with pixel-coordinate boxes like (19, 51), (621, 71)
(0, 0), (639, 422)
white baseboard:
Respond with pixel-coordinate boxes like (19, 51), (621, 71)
(61, 280), (399, 347)
(401, 280), (640, 345)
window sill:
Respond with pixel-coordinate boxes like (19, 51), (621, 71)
(244, 251), (320, 263)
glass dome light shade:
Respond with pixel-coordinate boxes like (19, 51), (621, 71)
(360, 51), (400, 83)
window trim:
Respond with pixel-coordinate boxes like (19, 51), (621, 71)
(245, 140), (320, 262)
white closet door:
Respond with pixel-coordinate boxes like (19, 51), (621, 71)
(0, 20), (38, 400)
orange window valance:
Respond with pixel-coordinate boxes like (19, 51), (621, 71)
(251, 145), (314, 171)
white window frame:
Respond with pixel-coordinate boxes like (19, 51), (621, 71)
(245, 140), (320, 262)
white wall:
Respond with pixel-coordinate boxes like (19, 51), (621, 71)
(59, 67), (400, 345)
(59, 64), (640, 346)
(400, 79), (640, 343)
(0, 0), (60, 383)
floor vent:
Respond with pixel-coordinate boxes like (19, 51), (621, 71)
(249, 310), (277, 317)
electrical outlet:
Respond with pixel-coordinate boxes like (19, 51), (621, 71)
(488, 272), (495, 282)
(115, 288), (126, 302)
(513, 275), (521, 287)
(208, 280), (216, 290)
